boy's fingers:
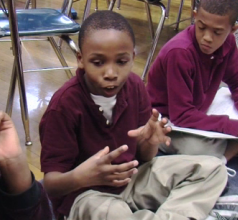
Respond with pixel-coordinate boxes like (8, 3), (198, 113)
(109, 168), (138, 182)
(150, 109), (159, 121)
(127, 126), (143, 138)
(159, 117), (168, 126)
(111, 160), (138, 173)
(101, 145), (128, 164)
(163, 135), (171, 146)
(0, 111), (3, 122)
(95, 146), (110, 158)
(0, 111), (11, 121)
(111, 178), (132, 187)
(163, 126), (172, 134)
(165, 138), (171, 146)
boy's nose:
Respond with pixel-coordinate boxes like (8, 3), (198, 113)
(203, 30), (213, 43)
(104, 66), (118, 80)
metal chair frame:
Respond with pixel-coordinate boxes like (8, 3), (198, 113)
(0, 0), (80, 145)
(114, 0), (196, 30)
(141, 0), (166, 81)
(88, 0), (195, 81)
(141, 0), (196, 81)
(88, 0), (166, 82)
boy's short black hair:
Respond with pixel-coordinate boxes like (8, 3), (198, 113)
(197, 0), (238, 25)
(78, 10), (135, 51)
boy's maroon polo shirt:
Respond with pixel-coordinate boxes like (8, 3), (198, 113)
(40, 69), (151, 217)
(147, 25), (238, 136)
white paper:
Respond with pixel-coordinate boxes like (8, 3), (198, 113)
(167, 87), (238, 139)
(206, 87), (238, 120)
(167, 123), (238, 139)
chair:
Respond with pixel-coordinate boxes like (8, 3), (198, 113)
(80, 0), (165, 82)
(82, 0), (116, 20)
(140, 0), (197, 81)
(103, 0), (196, 82)
(0, 0), (80, 145)
(107, 0), (195, 29)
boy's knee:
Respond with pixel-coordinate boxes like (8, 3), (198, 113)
(69, 190), (132, 220)
(162, 132), (227, 158)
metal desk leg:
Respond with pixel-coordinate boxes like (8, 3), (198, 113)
(7, 0), (32, 146)
(117, 0), (121, 9)
(48, 37), (74, 79)
(108, 0), (116, 10)
(191, 0), (196, 24)
(25, 0), (36, 9)
(17, 62), (32, 146)
(144, 1), (155, 40)
(83, 0), (93, 21)
(174, 0), (185, 31)
(141, 2), (166, 82)
(58, 0), (74, 48)
(166, 0), (171, 18)
(61, 0), (73, 15)
(95, 0), (98, 11)
(6, 60), (17, 117)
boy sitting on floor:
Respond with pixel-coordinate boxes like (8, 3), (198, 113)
(147, 0), (238, 163)
(40, 10), (227, 220)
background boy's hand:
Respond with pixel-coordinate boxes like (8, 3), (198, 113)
(74, 145), (138, 188)
(0, 111), (22, 165)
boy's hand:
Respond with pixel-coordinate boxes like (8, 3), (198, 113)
(0, 111), (31, 194)
(74, 145), (138, 188)
(128, 109), (171, 146)
(127, 109), (171, 161)
(0, 111), (22, 165)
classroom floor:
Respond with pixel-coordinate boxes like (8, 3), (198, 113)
(0, 0), (214, 180)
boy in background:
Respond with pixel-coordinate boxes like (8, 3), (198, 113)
(0, 111), (52, 220)
(147, 0), (238, 163)
(40, 10), (227, 220)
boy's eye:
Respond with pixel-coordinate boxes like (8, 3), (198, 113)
(117, 60), (128, 65)
(92, 60), (104, 66)
(214, 31), (221, 36)
(198, 26), (205, 30)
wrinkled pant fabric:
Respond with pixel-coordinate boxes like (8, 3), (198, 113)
(68, 155), (227, 220)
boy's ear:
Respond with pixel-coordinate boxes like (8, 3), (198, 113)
(193, 10), (197, 19)
(231, 24), (238, 34)
(133, 50), (135, 60)
(77, 52), (84, 69)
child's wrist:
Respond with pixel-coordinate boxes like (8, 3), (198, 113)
(71, 167), (87, 190)
(0, 152), (25, 171)
(0, 154), (32, 194)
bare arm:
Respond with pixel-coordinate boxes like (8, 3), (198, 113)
(44, 145), (138, 197)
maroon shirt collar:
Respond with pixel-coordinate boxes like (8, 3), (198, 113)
(75, 68), (129, 127)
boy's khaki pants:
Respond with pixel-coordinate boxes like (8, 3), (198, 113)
(160, 131), (227, 158)
(68, 155), (227, 220)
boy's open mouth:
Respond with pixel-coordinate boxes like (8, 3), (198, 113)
(106, 86), (115, 89)
(104, 86), (118, 91)
(103, 86), (118, 96)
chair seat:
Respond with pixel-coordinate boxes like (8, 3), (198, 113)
(0, 8), (80, 37)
